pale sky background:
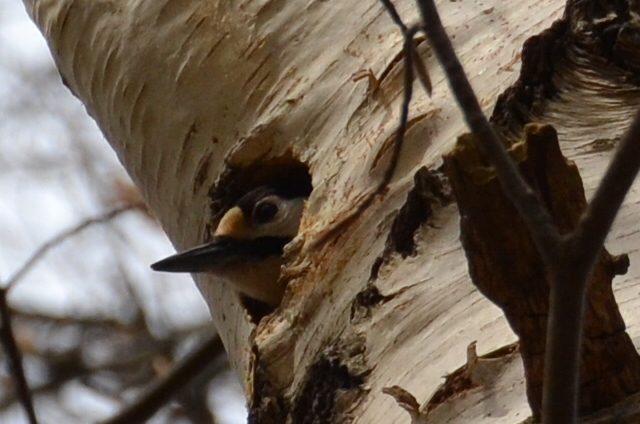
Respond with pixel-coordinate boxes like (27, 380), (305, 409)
(0, 1), (245, 423)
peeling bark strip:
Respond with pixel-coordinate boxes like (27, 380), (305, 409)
(443, 124), (640, 418)
(491, 19), (567, 135)
(492, 0), (640, 136)
(425, 342), (520, 414)
(384, 342), (521, 422)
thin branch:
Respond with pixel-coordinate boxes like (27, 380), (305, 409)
(412, 1), (640, 423)
(412, 0), (571, 421)
(5, 203), (143, 290)
(310, 22), (419, 248)
(0, 289), (38, 424)
(0, 309), (210, 412)
(102, 332), (224, 424)
(379, 0), (432, 97)
(379, 0), (408, 32)
(572, 108), (640, 267)
(542, 109), (640, 424)
(414, 0), (561, 264)
(542, 261), (587, 424)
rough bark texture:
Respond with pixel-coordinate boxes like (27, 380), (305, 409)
(444, 123), (640, 419)
(445, 1), (640, 419)
(22, 0), (640, 422)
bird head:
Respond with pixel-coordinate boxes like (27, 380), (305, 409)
(151, 186), (306, 306)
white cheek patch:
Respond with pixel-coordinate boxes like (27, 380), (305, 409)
(254, 198), (305, 238)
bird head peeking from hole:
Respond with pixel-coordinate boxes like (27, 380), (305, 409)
(151, 186), (306, 307)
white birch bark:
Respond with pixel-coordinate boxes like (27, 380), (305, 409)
(23, 0), (640, 422)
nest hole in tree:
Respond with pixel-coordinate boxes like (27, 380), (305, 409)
(208, 155), (313, 320)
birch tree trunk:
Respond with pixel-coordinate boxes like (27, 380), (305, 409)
(23, 0), (640, 422)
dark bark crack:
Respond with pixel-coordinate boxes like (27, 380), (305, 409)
(369, 166), (451, 281)
(350, 284), (390, 323)
(248, 346), (287, 424)
(291, 345), (365, 424)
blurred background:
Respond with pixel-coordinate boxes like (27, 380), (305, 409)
(0, 1), (245, 423)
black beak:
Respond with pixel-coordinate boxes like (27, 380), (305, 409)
(151, 236), (292, 273)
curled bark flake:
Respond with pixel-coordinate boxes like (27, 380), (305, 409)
(426, 342), (520, 415)
(382, 385), (421, 424)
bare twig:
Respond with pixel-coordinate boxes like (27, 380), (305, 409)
(411, 0), (573, 420)
(379, 0), (432, 96)
(0, 204), (143, 423)
(410, 1), (640, 423)
(102, 332), (224, 424)
(379, 0), (408, 32)
(0, 305), (211, 413)
(572, 108), (640, 268)
(0, 289), (38, 424)
(311, 23), (418, 248)
(542, 110), (640, 424)
(413, 0), (560, 263)
(5, 203), (143, 290)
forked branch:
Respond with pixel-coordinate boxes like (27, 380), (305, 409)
(0, 289), (38, 424)
(102, 332), (224, 424)
(311, 13), (426, 247)
(0, 204), (143, 424)
(377, 0), (640, 423)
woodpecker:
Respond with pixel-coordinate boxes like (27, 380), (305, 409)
(151, 186), (306, 307)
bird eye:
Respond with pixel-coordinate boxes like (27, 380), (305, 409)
(253, 201), (279, 224)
